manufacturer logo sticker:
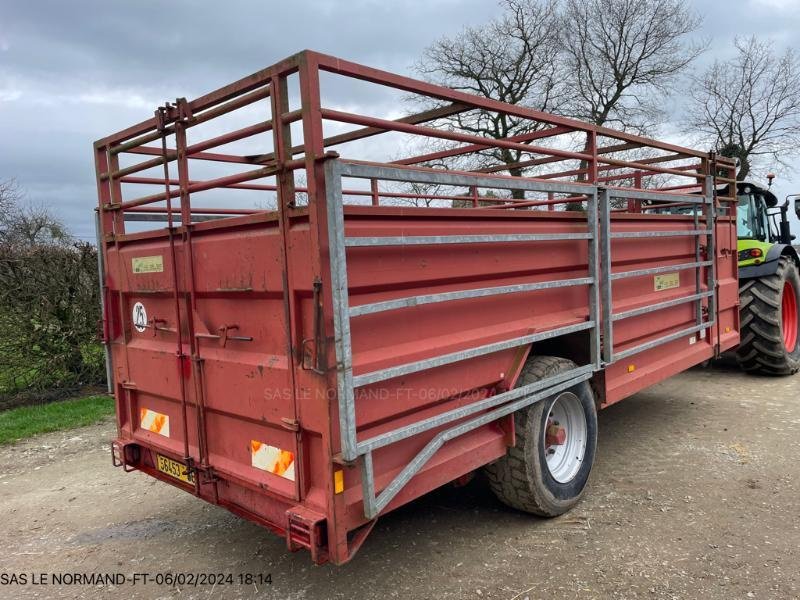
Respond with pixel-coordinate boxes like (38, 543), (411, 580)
(654, 272), (680, 291)
(132, 255), (164, 273)
(132, 301), (147, 333)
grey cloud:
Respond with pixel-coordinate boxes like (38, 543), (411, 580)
(0, 0), (798, 240)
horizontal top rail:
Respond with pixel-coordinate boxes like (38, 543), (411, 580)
(344, 232), (592, 247)
(339, 161), (598, 196)
(314, 51), (709, 159)
(604, 187), (710, 204)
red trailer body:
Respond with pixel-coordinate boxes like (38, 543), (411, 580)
(93, 50), (738, 564)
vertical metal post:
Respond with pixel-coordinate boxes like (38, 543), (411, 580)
(598, 188), (614, 363)
(633, 173), (643, 213)
(297, 53), (355, 563)
(704, 174), (717, 346)
(174, 118), (210, 470)
(96, 144), (134, 430)
(586, 130), (598, 184)
(360, 452), (376, 518)
(94, 210), (113, 394)
(156, 117), (192, 465)
(370, 178), (380, 206)
(270, 73), (305, 499)
(587, 189), (601, 369)
(693, 198), (702, 329)
(324, 160), (358, 462)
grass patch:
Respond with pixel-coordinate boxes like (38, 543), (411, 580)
(0, 395), (114, 445)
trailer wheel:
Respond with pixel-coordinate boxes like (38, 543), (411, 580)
(484, 356), (597, 516)
(736, 256), (800, 375)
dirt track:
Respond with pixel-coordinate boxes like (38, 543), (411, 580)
(1, 362), (799, 599)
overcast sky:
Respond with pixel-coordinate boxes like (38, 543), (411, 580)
(1, 0), (799, 241)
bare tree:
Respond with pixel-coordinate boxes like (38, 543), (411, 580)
(688, 36), (800, 181)
(0, 180), (69, 247)
(562, 0), (705, 132)
(0, 179), (21, 219)
(414, 0), (703, 206)
(415, 0), (565, 195)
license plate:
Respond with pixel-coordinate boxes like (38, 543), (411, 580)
(156, 454), (194, 484)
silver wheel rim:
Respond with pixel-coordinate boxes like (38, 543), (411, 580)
(543, 391), (587, 483)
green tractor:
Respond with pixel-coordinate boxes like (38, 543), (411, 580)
(735, 180), (800, 374)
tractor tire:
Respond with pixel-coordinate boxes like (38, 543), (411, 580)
(736, 256), (800, 375)
(484, 356), (597, 517)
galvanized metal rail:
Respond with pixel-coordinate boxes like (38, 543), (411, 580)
(324, 159), (719, 519)
(325, 159), (603, 518)
(598, 182), (716, 364)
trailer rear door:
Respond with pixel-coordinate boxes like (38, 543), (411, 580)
(106, 213), (302, 500)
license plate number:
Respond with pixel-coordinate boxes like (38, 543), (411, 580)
(156, 454), (194, 484)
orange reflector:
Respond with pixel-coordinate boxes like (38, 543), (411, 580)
(251, 441), (296, 481)
(627, 364), (636, 373)
(334, 469), (344, 494)
(140, 408), (170, 437)
(725, 326), (731, 333)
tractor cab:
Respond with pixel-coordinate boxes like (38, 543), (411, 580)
(736, 181), (796, 268)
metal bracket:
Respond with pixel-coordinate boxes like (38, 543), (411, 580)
(154, 97), (194, 132)
(175, 97), (193, 122)
(301, 278), (326, 374)
(110, 441), (139, 473)
(195, 324), (253, 347)
(145, 317), (175, 337)
(281, 417), (300, 432)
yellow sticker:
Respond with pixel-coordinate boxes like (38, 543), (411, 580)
(132, 255), (164, 274)
(654, 272), (679, 291)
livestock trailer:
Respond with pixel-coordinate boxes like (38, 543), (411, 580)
(94, 50), (739, 564)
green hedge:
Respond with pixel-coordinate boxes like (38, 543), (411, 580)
(0, 242), (105, 397)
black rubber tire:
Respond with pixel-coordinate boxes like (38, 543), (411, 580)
(484, 356), (597, 517)
(736, 256), (800, 376)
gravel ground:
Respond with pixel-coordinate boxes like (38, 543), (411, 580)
(1, 361), (799, 599)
